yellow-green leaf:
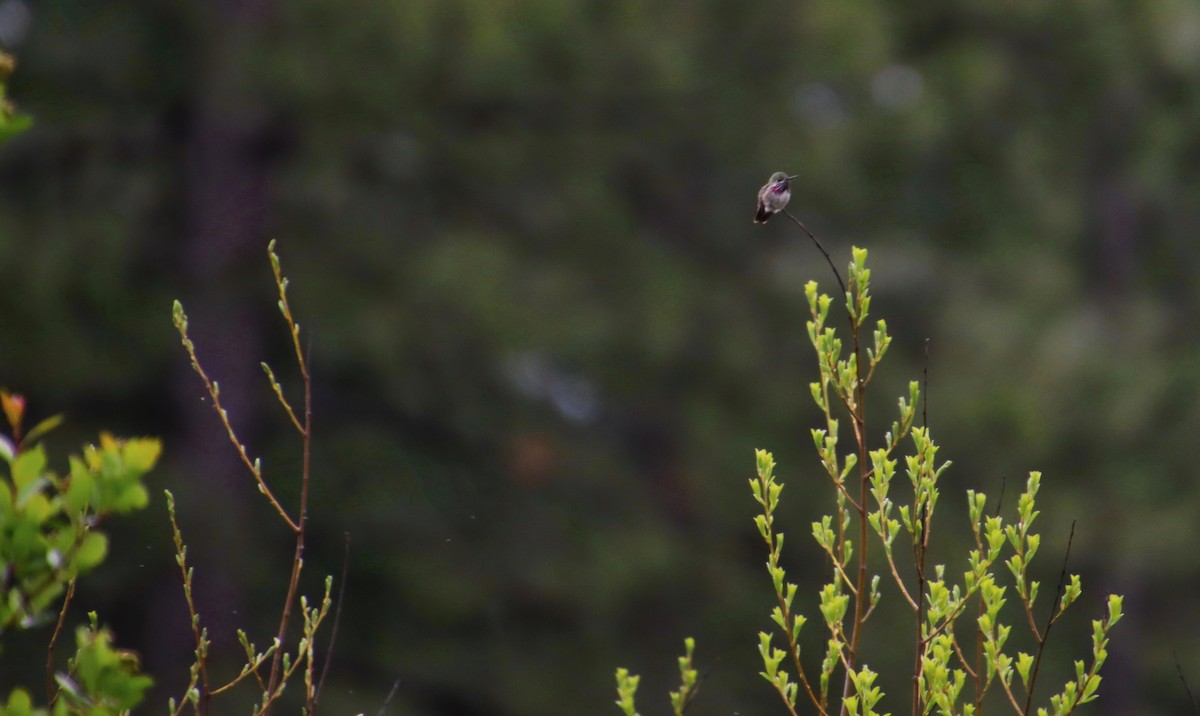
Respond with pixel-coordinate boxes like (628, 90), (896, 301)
(76, 532), (109, 570)
(122, 438), (162, 472)
(12, 446), (46, 490)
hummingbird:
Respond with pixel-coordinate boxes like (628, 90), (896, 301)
(754, 171), (798, 223)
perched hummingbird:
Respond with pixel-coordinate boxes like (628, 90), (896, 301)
(754, 171), (798, 223)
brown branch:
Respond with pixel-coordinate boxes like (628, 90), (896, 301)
(949, 634), (978, 680)
(166, 493), (211, 715)
(176, 336), (298, 533)
(998, 668), (1025, 714)
(263, 246), (314, 714)
(880, 546), (919, 612)
(45, 578), (76, 704)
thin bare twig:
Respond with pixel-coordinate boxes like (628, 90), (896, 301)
(166, 491), (211, 715)
(680, 662), (717, 715)
(377, 679), (401, 716)
(1022, 520), (1076, 714)
(1175, 652), (1200, 714)
(782, 209), (846, 299)
(922, 339), (930, 429)
(315, 533), (352, 705)
(949, 634), (978, 680)
(174, 329), (298, 533)
(46, 578), (76, 704)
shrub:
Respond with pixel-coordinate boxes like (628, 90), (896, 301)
(615, 248), (1123, 716)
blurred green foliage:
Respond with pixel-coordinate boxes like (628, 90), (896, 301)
(0, 1), (1198, 714)
(0, 50), (30, 146)
(0, 390), (158, 715)
(0, 405), (159, 633)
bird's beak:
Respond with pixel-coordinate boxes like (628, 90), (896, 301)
(787, 175), (798, 179)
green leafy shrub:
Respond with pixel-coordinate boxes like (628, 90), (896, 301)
(0, 391), (159, 715)
(0, 241), (328, 716)
(616, 248), (1123, 716)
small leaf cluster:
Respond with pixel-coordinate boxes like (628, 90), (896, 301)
(612, 248), (1124, 716)
(2, 617), (153, 716)
(0, 392), (158, 716)
(748, 248), (1123, 715)
(614, 638), (701, 716)
(0, 393), (159, 633)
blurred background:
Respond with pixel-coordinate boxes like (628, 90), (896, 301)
(1, 0), (1199, 714)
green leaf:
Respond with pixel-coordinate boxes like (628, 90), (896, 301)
(65, 459), (93, 512)
(21, 414), (64, 447)
(11, 446), (46, 491)
(0, 113), (32, 144)
(3, 687), (35, 716)
(75, 532), (109, 570)
(114, 483), (149, 512)
(1015, 652), (1034, 687)
(122, 438), (162, 472)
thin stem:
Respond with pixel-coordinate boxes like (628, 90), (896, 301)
(782, 209), (846, 299)
(211, 640), (279, 695)
(916, 338), (936, 714)
(175, 334), (298, 532)
(830, 478), (864, 515)
(45, 578), (76, 704)
(167, 492), (211, 715)
(999, 670), (1025, 714)
(976, 475), (1008, 708)
(262, 362), (304, 435)
(786, 218), (864, 715)
(922, 339), (930, 429)
(841, 293), (869, 714)
(376, 679), (401, 716)
(820, 547), (860, 596)
(263, 246), (314, 714)
(880, 547), (919, 611)
(912, 501), (930, 716)
(1022, 521), (1076, 714)
(1176, 653), (1200, 714)
(949, 634), (978, 680)
(763, 513), (829, 715)
(315, 533), (351, 706)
